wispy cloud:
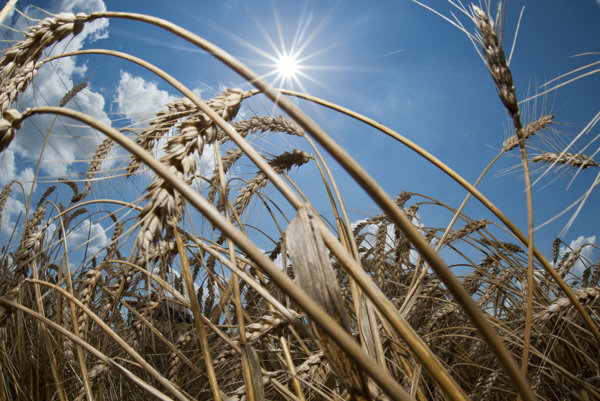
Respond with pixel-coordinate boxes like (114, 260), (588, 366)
(65, 219), (109, 256)
(378, 48), (406, 59)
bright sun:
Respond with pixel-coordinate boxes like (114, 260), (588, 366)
(276, 54), (299, 79)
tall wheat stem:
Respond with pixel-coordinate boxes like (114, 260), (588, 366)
(25, 278), (191, 400)
(18, 114), (73, 401)
(471, 5), (536, 382)
(49, 201), (94, 401)
(213, 141), (262, 401)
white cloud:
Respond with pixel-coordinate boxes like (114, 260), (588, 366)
(115, 72), (174, 125)
(0, 150), (16, 185)
(59, 0), (107, 14)
(0, 150), (35, 191)
(66, 219), (109, 256)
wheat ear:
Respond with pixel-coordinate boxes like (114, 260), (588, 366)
(136, 89), (243, 251)
(126, 97), (200, 176)
(503, 114), (554, 152)
(233, 150), (312, 216)
(227, 115), (305, 140)
(0, 109), (23, 152)
(532, 152), (599, 169)
(59, 81), (87, 107)
(0, 13), (88, 112)
(536, 287), (600, 321)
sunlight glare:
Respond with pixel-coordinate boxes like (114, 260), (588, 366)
(276, 54), (299, 79)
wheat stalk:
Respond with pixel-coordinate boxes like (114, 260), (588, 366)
(0, 181), (14, 228)
(74, 361), (106, 401)
(472, 5), (521, 131)
(126, 97), (200, 176)
(74, 137), (115, 202)
(445, 219), (490, 243)
(227, 115), (305, 140)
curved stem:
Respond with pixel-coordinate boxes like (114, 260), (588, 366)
(515, 131), (535, 383)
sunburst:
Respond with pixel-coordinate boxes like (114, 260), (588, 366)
(276, 53), (300, 80)
(199, 2), (341, 93)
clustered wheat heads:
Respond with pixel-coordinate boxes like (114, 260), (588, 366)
(135, 88), (244, 251)
(0, 3), (598, 401)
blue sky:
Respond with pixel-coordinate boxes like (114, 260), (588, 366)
(1, 0), (599, 264)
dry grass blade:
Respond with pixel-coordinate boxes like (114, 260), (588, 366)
(240, 343), (265, 401)
(286, 205), (372, 401)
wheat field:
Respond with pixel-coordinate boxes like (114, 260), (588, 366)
(0, 1), (599, 401)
